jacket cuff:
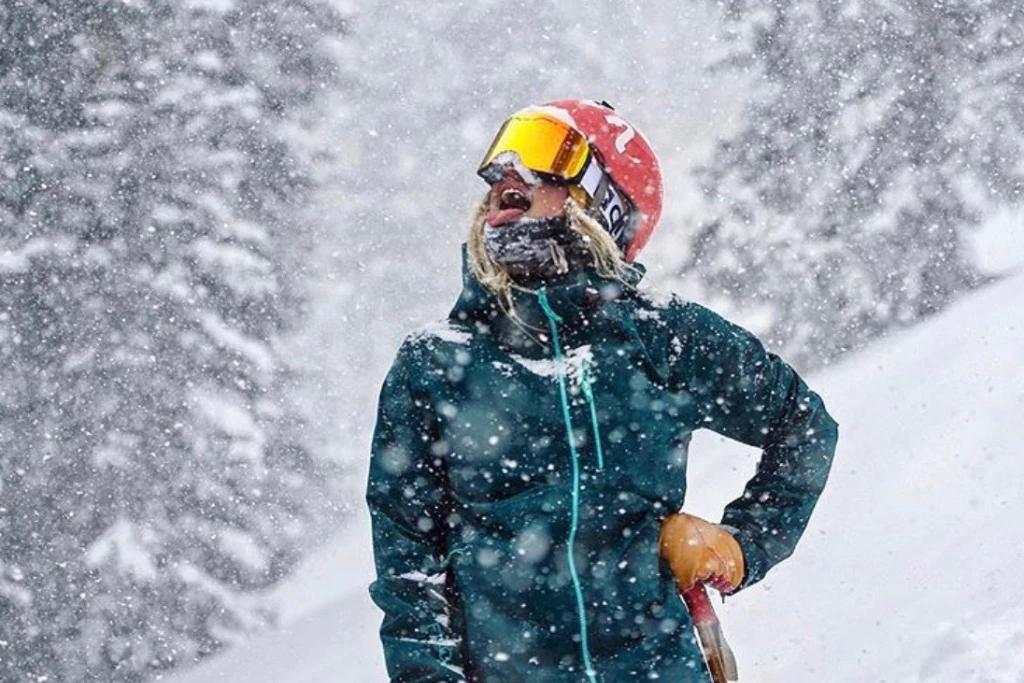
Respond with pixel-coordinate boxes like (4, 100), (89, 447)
(719, 524), (769, 593)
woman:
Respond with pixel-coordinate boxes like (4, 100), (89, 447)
(367, 100), (838, 683)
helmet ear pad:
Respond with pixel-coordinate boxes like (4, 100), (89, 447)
(543, 100), (663, 262)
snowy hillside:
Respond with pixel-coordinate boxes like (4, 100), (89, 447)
(167, 270), (1024, 683)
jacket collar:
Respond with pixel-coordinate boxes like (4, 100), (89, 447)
(449, 243), (645, 347)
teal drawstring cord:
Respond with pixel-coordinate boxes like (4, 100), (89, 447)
(537, 287), (599, 683)
(580, 362), (604, 471)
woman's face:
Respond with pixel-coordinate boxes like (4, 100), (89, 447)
(486, 170), (569, 227)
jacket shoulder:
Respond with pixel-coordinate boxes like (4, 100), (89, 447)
(626, 289), (761, 376)
(404, 319), (475, 350)
(629, 287), (746, 336)
(389, 319), (476, 379)
(627, 287), (700, 329)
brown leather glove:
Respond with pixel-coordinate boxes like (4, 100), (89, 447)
(659, 512), (745, 594)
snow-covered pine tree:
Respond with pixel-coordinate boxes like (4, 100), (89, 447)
(0, 1), (342, 680)
(690, 0), (1023, 366)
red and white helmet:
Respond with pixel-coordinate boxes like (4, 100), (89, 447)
(545, 100), (663, 261)
(478, 99), (663, 262)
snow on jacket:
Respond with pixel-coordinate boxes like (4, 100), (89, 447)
(367, 245), (838, 682)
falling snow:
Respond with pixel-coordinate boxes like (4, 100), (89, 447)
(2, 0), (1023, 682)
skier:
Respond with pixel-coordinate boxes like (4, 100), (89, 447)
(366, 100), (838, 682)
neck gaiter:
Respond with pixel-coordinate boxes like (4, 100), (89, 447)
(483, 216), (594, 285)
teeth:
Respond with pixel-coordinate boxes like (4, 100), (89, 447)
(500, 188), (530, 211)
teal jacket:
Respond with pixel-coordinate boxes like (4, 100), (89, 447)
(367, 247), (838, 682)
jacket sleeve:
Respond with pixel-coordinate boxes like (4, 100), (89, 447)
(671, 303), (839, 591)
(366, 342), (467, 682)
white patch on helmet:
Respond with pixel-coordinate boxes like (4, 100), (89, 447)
(604, 114), (636, 155)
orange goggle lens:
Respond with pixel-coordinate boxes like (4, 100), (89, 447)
(477, 112), (591, 182)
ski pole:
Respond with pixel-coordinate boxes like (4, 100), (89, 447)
(682, 584), (738, 683)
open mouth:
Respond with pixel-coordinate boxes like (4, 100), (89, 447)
(500, 187), (531, 212)
(486, 176), (533, 227)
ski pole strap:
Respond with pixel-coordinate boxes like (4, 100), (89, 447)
(682, 584), (739, 683)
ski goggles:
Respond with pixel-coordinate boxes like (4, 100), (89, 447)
(477, 110), (592, 185)
(477, 110), (634, 248)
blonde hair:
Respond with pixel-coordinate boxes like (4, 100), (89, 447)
(467, 194), (639, 315)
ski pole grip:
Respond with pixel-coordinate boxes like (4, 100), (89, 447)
(682, 584), (717, 625)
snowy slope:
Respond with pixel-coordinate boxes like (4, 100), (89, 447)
(686, 271), (1024, 682)
(168, 271), (1024, 683)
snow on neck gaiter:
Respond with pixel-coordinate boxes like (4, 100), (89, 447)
(483, 216), (594, 285)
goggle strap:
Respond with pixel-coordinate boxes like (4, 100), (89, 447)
(599, 182), (632, 250)
(576, 157), (632, 251)
(593, 175), (611, 210)
(577, 157), (604, 201)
